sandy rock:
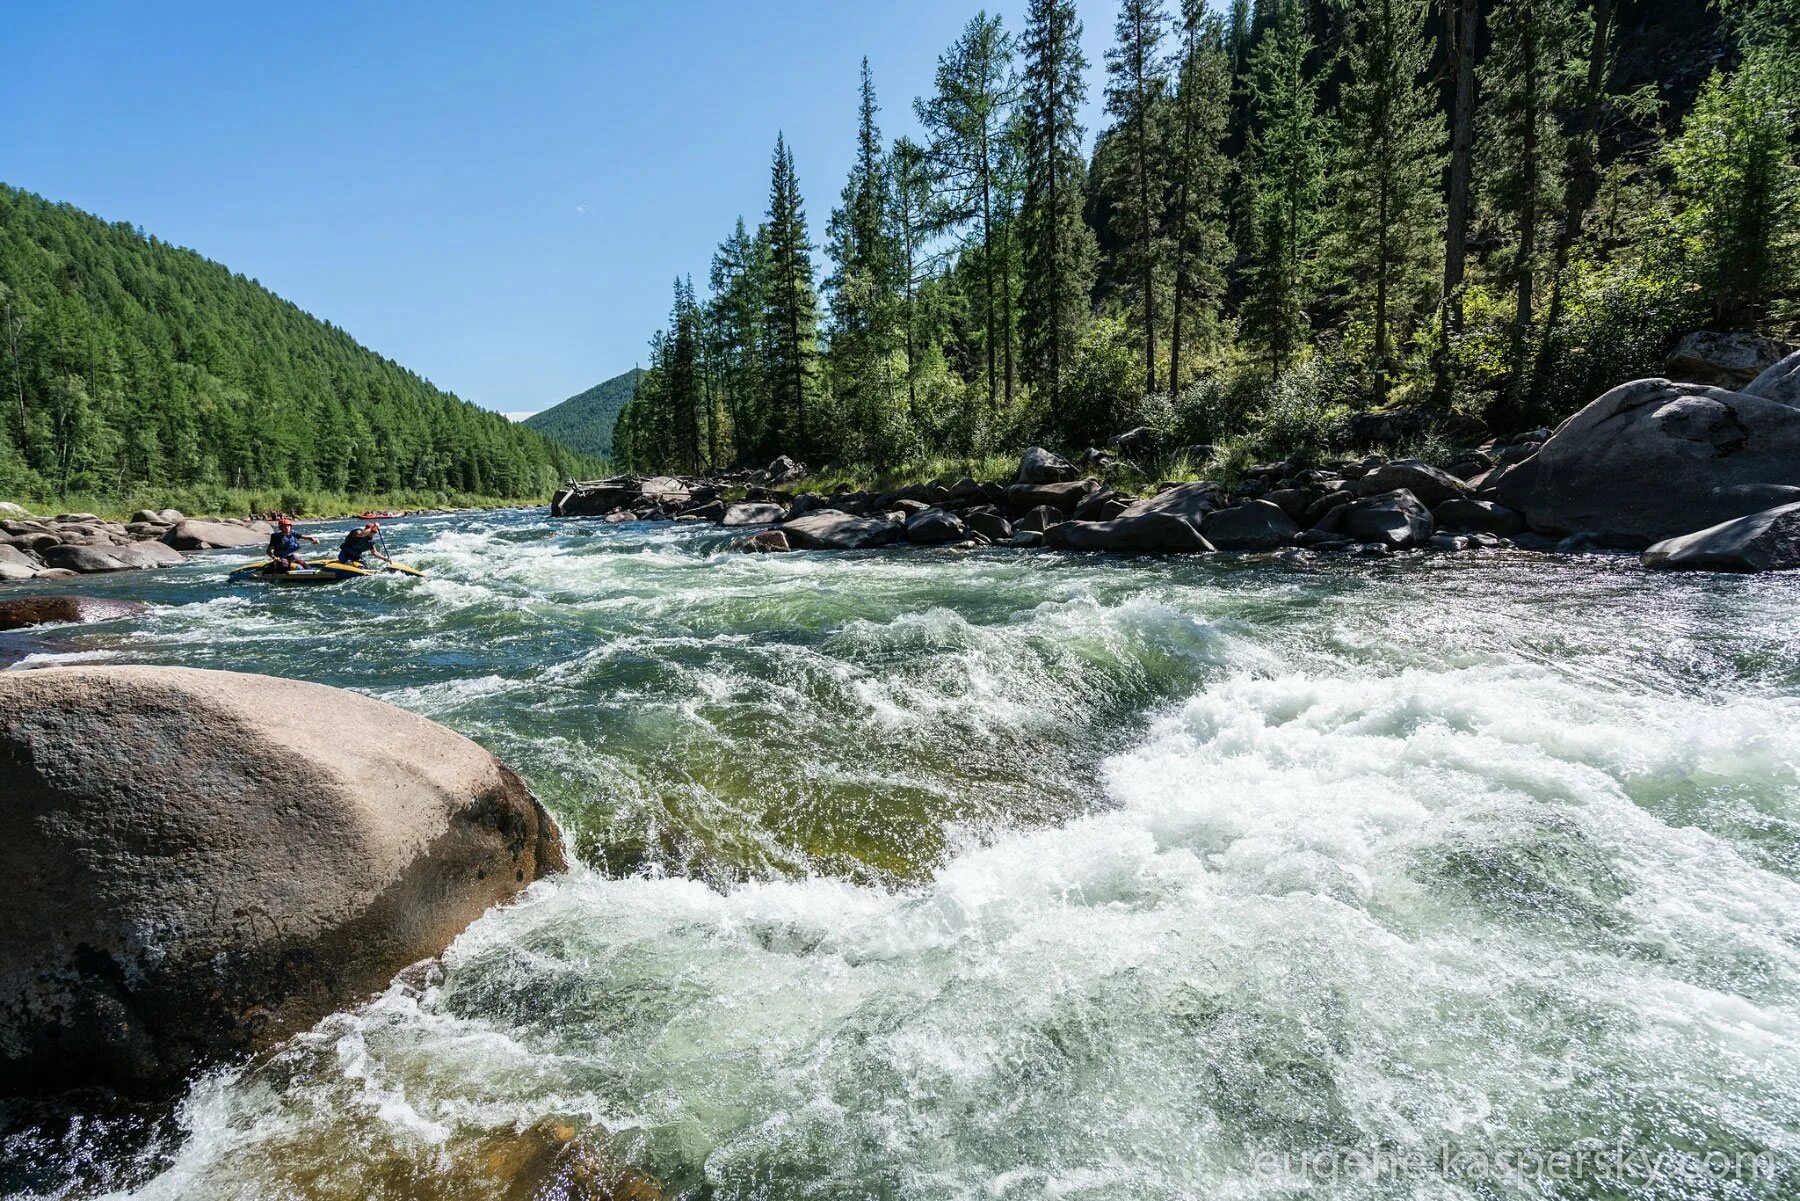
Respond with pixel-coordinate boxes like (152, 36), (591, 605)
(0, 665), (566, 1094)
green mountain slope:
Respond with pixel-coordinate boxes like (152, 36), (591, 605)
(524, 368), (643, 460)
(0, 184), (598, 505)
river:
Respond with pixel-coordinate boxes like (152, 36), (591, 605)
(5, 508), (1800, 1199)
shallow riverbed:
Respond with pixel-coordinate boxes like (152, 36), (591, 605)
(5, 508), (1800, 1199)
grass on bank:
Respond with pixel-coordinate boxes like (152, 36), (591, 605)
(2, 486), (546, 524)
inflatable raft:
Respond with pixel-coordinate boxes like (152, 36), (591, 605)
(229, 558), (427, 584)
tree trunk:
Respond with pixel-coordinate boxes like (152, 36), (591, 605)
(1508, 25), (1540, 412)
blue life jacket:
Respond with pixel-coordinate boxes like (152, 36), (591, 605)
(268, 529), (304, 558)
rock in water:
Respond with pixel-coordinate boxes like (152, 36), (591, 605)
(1119, 481), (1226, 524)
(1642, 502), (1800, 572)
(1338, 489), (1435, 548)
(1497, 378), (1800, 547)
(1200, 500), (1299, 550)
(904, 507), (967, 545)
(0, 596), (149, 630)
(162, 518), (266, 550)
(1042, 513), (1213, 553)
(720, 502), (785, 527)
(0, 666), (567, 1095)
(780, 510), (903, 550)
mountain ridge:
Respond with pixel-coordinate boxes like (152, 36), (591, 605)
(524, 368), (644, 461)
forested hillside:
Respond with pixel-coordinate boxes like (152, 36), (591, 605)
(0, 185), (595, 508)
(614, 0), (1797, 475)
(523, 367), (644, 458)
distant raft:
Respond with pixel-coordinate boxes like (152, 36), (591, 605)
(229, 558), (427, 585)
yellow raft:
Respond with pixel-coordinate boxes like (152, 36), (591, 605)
(229, 558), (427, 585)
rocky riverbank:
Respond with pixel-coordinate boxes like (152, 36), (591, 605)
(0, 506), (272, 584)
(552, 343), (1800, 575)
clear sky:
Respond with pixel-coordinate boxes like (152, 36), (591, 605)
(3, 0), (1114, 419)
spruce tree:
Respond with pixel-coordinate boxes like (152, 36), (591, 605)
(1019, 0), (1097, 420)
(889, 136), (934, 424)
(917, 13), (1019, 413)
(1240, 5), (1323, 376)
(1165, 2), (1233, 395)
(763, 133), (820, 459)
(1330, 0), (1445, 401)
(1103, 0), (1170, 395)
(1477, 0), (1589, 412)
(826, 60), (901, 466)
(1438, 0), (1480, 399)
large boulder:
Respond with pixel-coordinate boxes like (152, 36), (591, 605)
(1496, 378), (1800, 547)
(39, 544), (131, 573)
(1432, 498), (1526, 536)
(905, 507), (967, 545)
(1665, 331), (1788, 389)
(1642, 502), (1800, 573)
(780, 510), (903, 550)
(1120, 481), (1226, 524)
(0, 596), (149, 631)
(1043, 513), (1213, 553)
(1200, 500), (1299, 550)
(0, 666), (566, 1094)
(1745, 351), (1800, 406)
(763, 455), (807, 485)
(1006, 479), (1096, 516)
(163, 518), (266, 550)
(111, 541), (184, 569)
(1352, 459), (1469, 507)
(1336, 489), (1435, 548)
(552, 479), (644, 518)
(1017, 446), (1076, 485)
(721, 502), (785, 527)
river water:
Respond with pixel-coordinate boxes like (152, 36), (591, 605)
(5, 508), (1800, 1199)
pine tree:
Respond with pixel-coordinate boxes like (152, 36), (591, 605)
(665, 277), (705, 473)
(1438, 0), (1480, 399)
(1240, 5), (1323, 376)
(1330, 0), (1445, 401)
(826, 60), (902, 465)
(1019, 0), (1097, 419)
(917, 13), (1019, 413)
(763, 133), (820, 459)
(1477, 0), (1590, 411)
(1103, 0), (1170, 395)
(889, 136), (935, 424)
(1165, 2), (1233, 394)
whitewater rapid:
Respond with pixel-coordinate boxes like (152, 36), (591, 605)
(5, 510), (1799, 1199)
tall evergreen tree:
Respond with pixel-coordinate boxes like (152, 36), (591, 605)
(889, 136), (935, 423)
(1438, 0), (1480, 399)
(1240, 5), (1324, 376)
(708, 217), (766, 465)
(1330, 0), (1445, 401)
(1165, 2), (1234, 394)
(1477, 0), (1590, 411)
(827, 60), (902, 466)
(1103, 0), (1170, 395)
(1019, 0), (1097, 419)
(666, 276), (705, 473)
(917, 13), (1019, 412)
(763, 133), (820, 458)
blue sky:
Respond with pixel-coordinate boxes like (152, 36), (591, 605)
(3, 1), (1113, 419)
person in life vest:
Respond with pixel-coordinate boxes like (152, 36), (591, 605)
(266, 516), (319, 572)
(337, 521), (391, 566)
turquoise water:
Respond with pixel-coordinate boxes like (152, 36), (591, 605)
(6, 509), (1800, 1199)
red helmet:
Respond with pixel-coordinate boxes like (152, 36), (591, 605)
(278, 516), (294, 529)
(365, 522), (381, 532)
